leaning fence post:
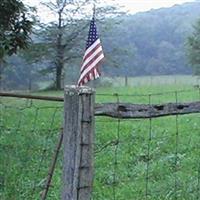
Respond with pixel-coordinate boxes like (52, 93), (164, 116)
(62, 85), (95, 200)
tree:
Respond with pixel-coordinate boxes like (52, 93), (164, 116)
(37, 0), (120, 90)
(0, 0), (34, 85)
(187, 18), (200, 75)
(0, 0), (34, 59)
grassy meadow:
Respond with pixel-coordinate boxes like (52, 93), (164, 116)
(0, 75), (200, 199)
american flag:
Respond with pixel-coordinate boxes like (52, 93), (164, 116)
(77, 14), (104, 86)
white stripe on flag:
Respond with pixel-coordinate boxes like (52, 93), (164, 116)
(84, 77), (88, 84)
(81, 45), (103, 72)
(83, 39), (101, 60)
(78, 53), (104, 82)
(94, 68), (100, 79)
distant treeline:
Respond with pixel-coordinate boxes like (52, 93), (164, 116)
(2, 1), (200, 90)
(102, 1), (200, 76)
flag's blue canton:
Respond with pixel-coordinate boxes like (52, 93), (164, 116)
(86, 17), (99, 49)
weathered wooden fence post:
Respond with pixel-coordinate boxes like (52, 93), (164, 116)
(62, 86), (95, 200)
(125, 76), (128, 87)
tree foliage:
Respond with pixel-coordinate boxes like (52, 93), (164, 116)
(2, 1), (200, 90)
(35, 0), (121, 89)
(0, 0), (34, 60)
(98, 2), (200, 77)
(187, 18), (200, 75)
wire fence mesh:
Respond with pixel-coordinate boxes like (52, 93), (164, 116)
(0, 88), (200, 200)
(0, 97), (63, 199)
(93, 89), (200, 200)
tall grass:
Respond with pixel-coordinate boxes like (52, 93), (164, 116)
(0, 76), (200, 199)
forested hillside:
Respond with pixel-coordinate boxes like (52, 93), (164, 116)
(2, 1), (200, 89)
(102, 1), (200, 76)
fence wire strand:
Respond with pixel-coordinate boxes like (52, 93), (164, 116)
(112, 94), (121, 200)
(0, 97), (63, 199)
(174, 92), (179, 200)
(197, 88), (200, 200)
(1, 88), (200, 200)
(96, 88), (200, 98)
(31, 107), (60, 196)
(94, 88), (200, 200)
(145, 95), (152, 199)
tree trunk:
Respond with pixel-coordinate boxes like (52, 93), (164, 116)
(55, 10), (64, 90)
(0, 60), (3, 90)
(125, 76), (128, 87)
(56, 65), (62, 90)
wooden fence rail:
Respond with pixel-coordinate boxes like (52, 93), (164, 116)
(95, 101), (200, 119)
(1, 88), (200, 200)
(1, 91), (200, 119)
(0, 92), (64, 102)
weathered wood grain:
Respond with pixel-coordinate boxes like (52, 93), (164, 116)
(1, 92), (199, 119)
(95, 101), (200, 119)
(0, 92), (64, 101)
(62, 86), (95, 200)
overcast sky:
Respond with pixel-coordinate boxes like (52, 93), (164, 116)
(23, 0), (196, 22)
(117, 0), (196, 13)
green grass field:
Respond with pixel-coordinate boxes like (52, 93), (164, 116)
(0, 76), (200, 199)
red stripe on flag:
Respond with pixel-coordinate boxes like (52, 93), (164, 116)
(81, 50), (103, 73)
(78, 66), (100, 86)
(82, 43), (101, 63)
(77, 15), (104, 86)
(78, 53), (104, 85)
